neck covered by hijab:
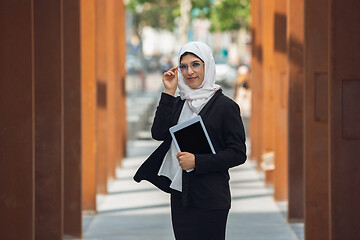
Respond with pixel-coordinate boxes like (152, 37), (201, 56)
(177, 41), (221, 114)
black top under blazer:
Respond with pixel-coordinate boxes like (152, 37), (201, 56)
(133, 89), (247, 209)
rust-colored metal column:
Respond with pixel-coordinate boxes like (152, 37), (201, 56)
(114, 0), (128, 166)
(261, 0), (276, 186)
(81, 0), (97, 212)
(95, 0), (109, 194)
(106, 0), (116, 180)
(0, 1), (34, 239)
(329, 1), (360, 239)
(250, 0), (264, 170)
(34, 0), (63, 239)
(304, 0), (330, 239)
(273, 0), (288, 201)
(63, 0), (82, 237)
(287, 0), (304, 221)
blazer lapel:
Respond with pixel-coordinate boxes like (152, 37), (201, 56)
(171, 98), (185, 126)
(198, 89), (223, 121)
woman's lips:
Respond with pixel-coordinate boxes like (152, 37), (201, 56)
(187, 77), (197, 81)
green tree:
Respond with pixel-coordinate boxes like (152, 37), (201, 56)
(126, 0), (214, 32)
(126, 0), (180, 33)
(126, 0), (250, 36)
(210, 0), (250, 32)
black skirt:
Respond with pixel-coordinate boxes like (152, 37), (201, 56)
(170, 193), (229, 240)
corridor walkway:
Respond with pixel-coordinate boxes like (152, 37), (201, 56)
(79, 138), (303, 240)
(76, 71), (303, 239)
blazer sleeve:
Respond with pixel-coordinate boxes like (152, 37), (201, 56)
(194, 100), (247, 175)
(151, 92), (176, 141)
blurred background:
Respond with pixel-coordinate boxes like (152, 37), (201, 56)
(1, 0), (359, 239)
(125, 0), (251, 92)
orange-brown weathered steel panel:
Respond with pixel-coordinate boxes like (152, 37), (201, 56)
(81, 0), (97, 211)
(106, 0), (116, 180)
(287, 0), (304, 221)
(329, 0), (360, 239)
(63, 0), (82, 237)
(95, 0), (109, 195)
(250, 0), (264, 170)
(115, 0), (128, 166)
(250, 0), (259, 164)
(261, 0), (276, 186)
(0, 1), (34, 239)
(33, 0), (63, 239)
(304, 0), (330, 239)
(273, 0), (289, 201)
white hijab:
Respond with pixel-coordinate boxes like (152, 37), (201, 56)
(157, 42), (221, 191)
(177, 41), (221, 114)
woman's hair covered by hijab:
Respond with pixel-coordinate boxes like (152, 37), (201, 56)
(177, 41), (221, 114)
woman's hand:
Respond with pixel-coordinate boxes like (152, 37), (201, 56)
(176, 152), (195, 170)
(162, 66), (178, 96)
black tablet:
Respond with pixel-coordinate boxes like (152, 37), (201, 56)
(169, 115), (216, 155)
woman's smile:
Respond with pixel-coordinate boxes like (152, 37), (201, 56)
(187, 76), (198, 81)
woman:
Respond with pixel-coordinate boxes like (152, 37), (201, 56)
(134, 41), (247, 240)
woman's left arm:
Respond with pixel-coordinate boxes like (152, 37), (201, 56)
(194, 100), (247, 175)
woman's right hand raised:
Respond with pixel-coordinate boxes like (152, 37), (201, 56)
(162, 66), (178, 96)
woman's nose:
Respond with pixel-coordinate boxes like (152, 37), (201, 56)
(187, 66), (194, 74)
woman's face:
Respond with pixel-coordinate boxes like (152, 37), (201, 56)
(179, 54), (205, 89)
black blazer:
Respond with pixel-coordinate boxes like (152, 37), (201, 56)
(134, 89), (247, 209)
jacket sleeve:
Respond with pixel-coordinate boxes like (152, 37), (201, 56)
(194, 100), (247, 175)
(151, 92), (176, 141)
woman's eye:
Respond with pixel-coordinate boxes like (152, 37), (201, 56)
(180, 65), (187, 69)
(192, 62), (200, 67)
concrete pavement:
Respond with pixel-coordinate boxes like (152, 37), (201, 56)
(77, 139), (303, 240)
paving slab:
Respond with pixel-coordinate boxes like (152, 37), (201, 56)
(71, 140), (303, 240)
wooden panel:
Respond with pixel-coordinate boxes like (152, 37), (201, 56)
(287, 0), (304, 221)
(273, 0), (288, 201)
(304, 0), (330, 239)
(295, 72), (303, 113)
(33, 0), (63, 239)
(250, 0), (264, 169)
(261, 0), (276, 186)
(81, 0), (97, 211)
(95, 0), (108, 194)
(314, 72), (328, 122)
(96, 82), (107, 108)
(106, 0), (116, 180)
(0, 1), (34, 239)
(63, 0), (82, 237)
(279, 71), (287, 108)
(330, 1), (360, 238)
(341, 79), (360, 139)
(114, 0), (127, 166)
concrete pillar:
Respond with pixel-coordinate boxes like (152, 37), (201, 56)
(81, 0), (97, 212)
(63, 0), (82, 237)
(261, 0), (276, 186)
(287, 0), (304, 221)
(0, 1), (34, 239)
(33, 0), (63, 239)
(95, 0), (109, 194)
(329, 0), (360, 238)
(304, 0), (330, 239)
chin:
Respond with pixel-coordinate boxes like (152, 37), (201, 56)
(187, 83), (201, 89)
(186, 80), (202, 89)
